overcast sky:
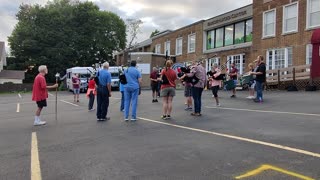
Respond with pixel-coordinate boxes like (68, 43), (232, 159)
(0, 0), (252, 52)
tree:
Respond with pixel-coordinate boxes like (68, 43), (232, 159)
(125, 18), (143, 49)
(8, 0), (126, 82)
(150, 29), (160, 38)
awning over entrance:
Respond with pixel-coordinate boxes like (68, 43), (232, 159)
(311, 29), (320, 78)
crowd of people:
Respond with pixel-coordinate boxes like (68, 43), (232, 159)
(31, 55), (266, 126)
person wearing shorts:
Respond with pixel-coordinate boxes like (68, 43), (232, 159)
(159, 60), (177, 120)
(32, 65), (58, 126)
(183, 82), (192, 111)
(209, 63), (222, 106)
(150, 67), (159, 103)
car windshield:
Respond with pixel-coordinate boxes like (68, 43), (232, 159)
(79, 74), (90, 79)
(111, 72), (119, 79)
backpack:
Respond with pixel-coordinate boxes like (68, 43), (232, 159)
(119, 69), (128, 84)
(161, 68), (170, 85)
(94, 71), (99, 85)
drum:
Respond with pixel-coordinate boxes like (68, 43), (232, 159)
(241, 75), (253, 85)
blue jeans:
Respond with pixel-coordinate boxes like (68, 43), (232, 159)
(96, 86), (109, 119)
(124, 87), (139, 119)
(255, 81), (264, 100)
(120, 91), (124, 111)
(192, 87), (203, 113)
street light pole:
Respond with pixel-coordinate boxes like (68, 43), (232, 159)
(55, 73), (60, 122)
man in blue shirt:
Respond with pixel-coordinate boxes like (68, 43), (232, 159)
(124, 60), (142, 121)
(96, 62), (112, 121)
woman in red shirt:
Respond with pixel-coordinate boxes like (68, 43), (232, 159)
(159, 60), (177, 120)
(86, 76), (96, 111)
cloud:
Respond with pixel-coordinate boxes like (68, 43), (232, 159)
(0, 0), (252, 52)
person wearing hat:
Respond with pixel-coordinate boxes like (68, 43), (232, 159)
(123, 60), (142, 121)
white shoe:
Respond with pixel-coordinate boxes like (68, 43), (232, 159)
(34, 120), (46, 126)
(216, 103), (221, 107)
(246, 96), (251, 99)
(250, 96), (255, 99)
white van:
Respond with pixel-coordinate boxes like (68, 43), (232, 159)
(108, 66), (120, 90)
(66, 67), (94, 92)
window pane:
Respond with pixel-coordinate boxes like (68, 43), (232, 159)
(266, 11), (275, 24)
(235, 22), (245, 44)
(245, 19), (253, 42)
(207, 30), (215, 50)
(286, 18), (297, 31)
(310, 0), (320, 13)
(288, 47), (292, 66)
(215, 28), (224, 48)
(189, 35), (195, 52)
(176, 39), (182, 54)
(286, 4), (297, 18)
(265, 23), (274, 36)
(268, 50), (273, 70)
(225, 25), (234, 46)
(310, 11), (320, 27)
(307, 44), (313, 64)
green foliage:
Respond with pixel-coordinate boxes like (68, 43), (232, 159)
(150, 29), (160, 38)
(8, 0), (126, 83)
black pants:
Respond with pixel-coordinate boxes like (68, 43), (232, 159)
(192, 87), (203, 113)
(96, 86), (109, 119)
(88, 91), (95, 110)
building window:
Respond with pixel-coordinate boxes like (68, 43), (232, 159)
(283, 2), (298, 33)
(227, 54), (246, 75)
(215, 28), (224, 48)
(188, 34), (196, 53)
(176, 38), (183, 55)
(245, 19), (253, 42)
(306, 44), (313, 65)
(206, 57), (220, 72)
(155, 44), (161, 54)
(266, 47), (293, 70)
(263, 9), (276, 37)
(207, 30), (215, 50)
(225, 25), (234, 46)
(235, 22), (245, 44)
(165, 41), (170, 55)
(307, 0), (320, 28)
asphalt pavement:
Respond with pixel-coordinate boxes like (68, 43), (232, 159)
(0, 89), (319, 180)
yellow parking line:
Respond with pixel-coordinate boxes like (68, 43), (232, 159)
(235, 164), (315, 180)
(137, 117), (320, 158)
(31, 132), (42, 180)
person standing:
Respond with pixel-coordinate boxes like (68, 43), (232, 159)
(229, 63), (238, 98)
(72, 74), (80, 102)
(96, 62), (112, 121)
(124, 60), (142, 121)
(86, 76), (96, 111)
(150, 67), (159, 103)
(159, 60), (177, 120)
(250, 55), (266, 103)
(187, 61), (206, 116)
(246, 63), (256, 99)
(32, 65), (58, 126)
(119, 80), (124, 112)
(209, 63), (222, 107)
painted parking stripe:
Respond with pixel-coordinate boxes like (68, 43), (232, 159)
(235, 164), (315, 180)
(16, 103), (20, 113)
(31, 132), (42, 180)
(205, 106), (320, 117)
(60, 100), (79, 107)
(137, 117), (320, 158)
(18, 93), (22, 98)
(48, 93), (54, 97)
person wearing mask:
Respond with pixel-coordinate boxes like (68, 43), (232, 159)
(32, 65), (58, 126)
(187, 61), (206, 116)
(150, 67), (159, 103)
(159, 59), (177, 120)
(124, 60), (142, 121)
(209, 63), (222, 107)
(96, 62), (112, 121)
(250, 55), (266, 103)
(229, 63), (238, 98)
(86, 76), (96, 111)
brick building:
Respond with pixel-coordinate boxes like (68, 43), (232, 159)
(252, 0), (320, 71)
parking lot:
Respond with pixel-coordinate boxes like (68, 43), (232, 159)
(0, 89), (319, 180)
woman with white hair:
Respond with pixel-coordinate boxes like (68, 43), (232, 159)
(208, 63), (222, 107)
(32, 65), (58, 126)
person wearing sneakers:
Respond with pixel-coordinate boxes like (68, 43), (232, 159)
(229, 63), (238, 98)
(96, 62), (112, 121)
(72, 73), (80, 102)
(159, 59), (177, 120)
(150, 67), (159, 103)
(209, 63), (222, 107)
(246, 62), (256, 99)
(124, 60), (142, 121)
(250, 55), (266, 103)
(32, 65), (58, 126)
(86, 76), (96, 111)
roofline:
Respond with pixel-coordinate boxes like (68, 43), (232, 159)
(205, 4), (252, 22)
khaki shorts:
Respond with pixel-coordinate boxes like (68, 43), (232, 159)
(160, 87), (176, 97)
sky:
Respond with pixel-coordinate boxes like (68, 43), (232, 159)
(0, 0), (252, 53)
